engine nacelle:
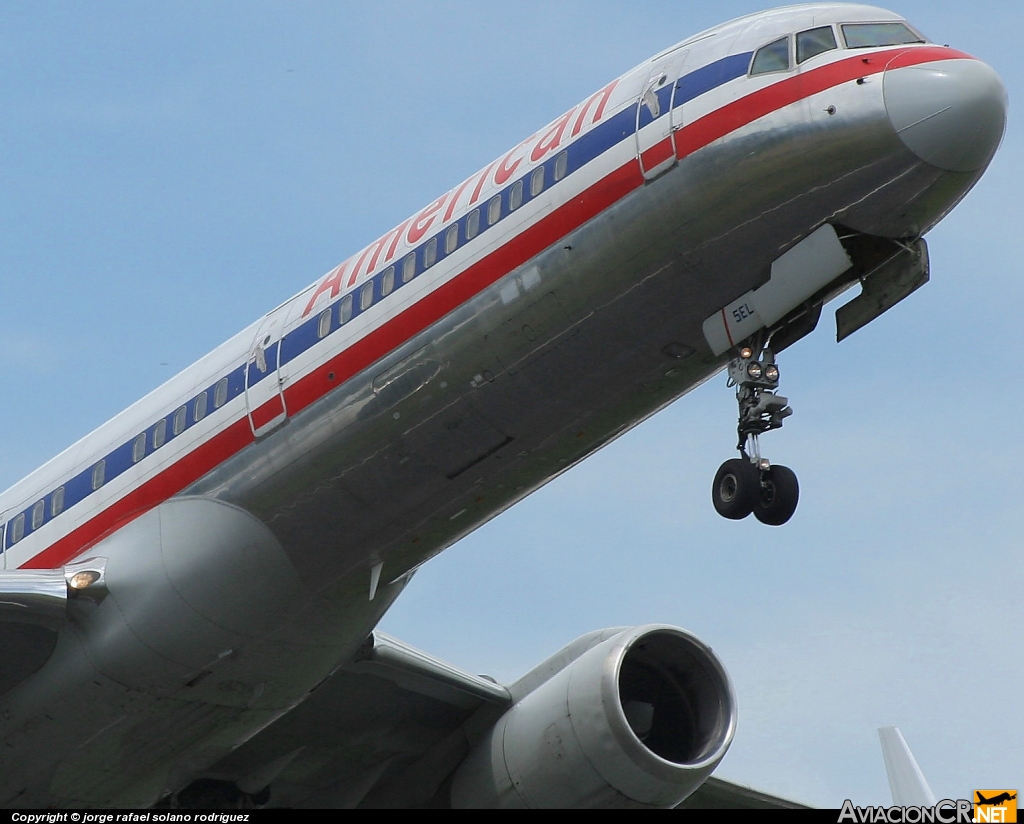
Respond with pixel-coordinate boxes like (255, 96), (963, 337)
(450, 624), (736, 809)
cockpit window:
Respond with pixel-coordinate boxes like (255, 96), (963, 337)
(750, 37), (790, 75)
(841, 22), (924, 49)
(797, 26), (838, 63)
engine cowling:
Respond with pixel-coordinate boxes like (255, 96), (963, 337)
(450, 624), (736, 809)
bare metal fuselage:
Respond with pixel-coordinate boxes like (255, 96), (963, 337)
(0, 5), (1004, 807)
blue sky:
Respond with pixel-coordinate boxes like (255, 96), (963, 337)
(1, 1), (1020, 808)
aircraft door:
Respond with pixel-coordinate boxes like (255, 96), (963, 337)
(244, 306), (289, 438)
(636, 51), (687, 181)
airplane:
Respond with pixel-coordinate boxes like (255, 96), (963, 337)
(976, 793), (1017, 807)
(0, 1), (1007, 809)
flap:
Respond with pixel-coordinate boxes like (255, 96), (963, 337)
(676, 776), (808, 809)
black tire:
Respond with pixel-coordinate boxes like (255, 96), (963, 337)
(712, 458), (759, 520)
(753, 464), (799, 526)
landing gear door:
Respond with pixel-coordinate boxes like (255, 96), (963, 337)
(636, 52), (687, 181)
(244, 306), (289, 438)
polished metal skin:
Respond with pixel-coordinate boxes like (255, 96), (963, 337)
(0, 3), (1007, 808)
(0, 569), (67, 632)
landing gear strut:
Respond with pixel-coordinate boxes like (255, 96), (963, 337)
(711, 341), (799, 525)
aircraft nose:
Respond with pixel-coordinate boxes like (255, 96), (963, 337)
(883, 54), (1007, 172)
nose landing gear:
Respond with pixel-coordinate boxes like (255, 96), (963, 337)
(711, 343), (800, 525)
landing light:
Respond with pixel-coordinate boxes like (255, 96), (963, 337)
(68, 570), (100, 590)
(764, 364), (779, 382)
(746, 363), (763, 380)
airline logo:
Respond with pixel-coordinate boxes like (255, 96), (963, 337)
(839, 799), (973, 823)
(974, 791), (1017, 823)
(301, 80), (621, 317)
(837, 792), (1018, 824)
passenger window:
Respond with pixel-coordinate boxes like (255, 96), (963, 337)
(172, 406), (186, 436)
(214, 377), (228, 408)
(554, 151), (568, 182)
(340, 293), (354, 323)
(31, 500), (44, 530)
(194, 392), (208, 422)
(530, 166), (545, 197)
(153, 418), (167, 450)
(51, 486), (64, 517)
(466, 209), (480, 240)
(91, 460), (105, 491)
(423, 238), (438, 269)
(11, 513), (24, 544)
(445, 224), (458, 255)
(487, 195), (501, 226)
(797, 26), (838, 63)
(317, 308), (331, 339)
(381, 266), (395, 296)
(841, 22), (923, 48)
(402, 253), (416, 283)
(750, 37), (790, 75)
(509, 180), (524, 211)
(360, 281), (374, 311)
(132, 433), (146, 463)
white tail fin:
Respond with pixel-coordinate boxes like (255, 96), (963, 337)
(878, 726), (937, 806)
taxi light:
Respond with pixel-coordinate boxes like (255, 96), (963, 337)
(739, 346), (754, 360)
(746, 362), (763, 380)
(69, 570), (100, 590)
(758, 458), (771, 471)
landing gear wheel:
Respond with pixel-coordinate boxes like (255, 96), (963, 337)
(712, 458), (759, 520)
(753, 464), (799, 526)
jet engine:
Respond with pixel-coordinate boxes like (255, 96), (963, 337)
(450, 625), (735, 809)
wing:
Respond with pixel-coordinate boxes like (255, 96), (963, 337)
(200, 631), (512, 808)
(0, 568), (805, 812)
(675, 777), (808, 809)
(200, 628), (802, 809)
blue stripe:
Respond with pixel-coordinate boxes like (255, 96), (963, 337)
(4, 48), (757, 553)
(674, 52), (752, 107)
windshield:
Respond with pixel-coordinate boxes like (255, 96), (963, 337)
(841, 22), (924, 48)
(797, 26), (838, 63)
(750, 37), (790, 75)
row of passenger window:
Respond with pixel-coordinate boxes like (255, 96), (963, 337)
(126, 378), (231, 470)
(750, 21), (924, 75)
(316, 152), (569, 341)
(9, 490), (60, 544)
(7, 375), (236, 546)
(6, 148), (575, 549)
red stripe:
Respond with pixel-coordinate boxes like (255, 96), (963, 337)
(251, 395), (285, 430)
(676, 46), (973, 160)
(20, 47), (970, 570)
(21, 162), (643, 569)
(23, 419), (254, 569)
(640, 138), (674, 170)
(285, 161), (643, 417)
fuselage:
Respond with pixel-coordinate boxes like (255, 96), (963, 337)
(0, 3), (1006, 807)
